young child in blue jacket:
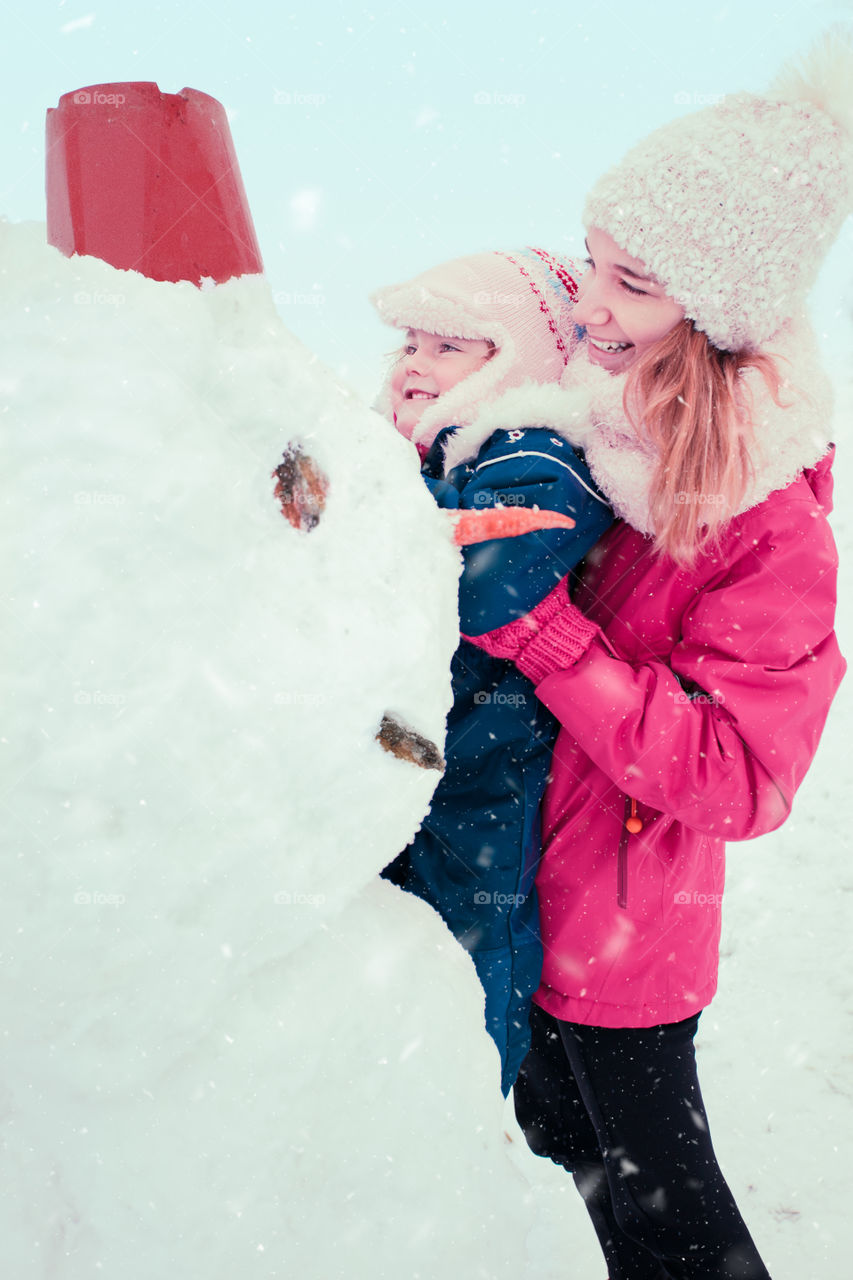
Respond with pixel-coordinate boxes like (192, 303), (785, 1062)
(372, 248), (613, 1094)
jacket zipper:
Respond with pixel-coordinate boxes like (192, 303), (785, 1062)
(617, 795), (643, 909)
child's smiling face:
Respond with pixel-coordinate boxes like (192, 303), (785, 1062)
(389, 329), (494, 439)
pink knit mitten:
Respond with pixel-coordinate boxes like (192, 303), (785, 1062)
(463, 576), (599, 678)
(513, 602), (599, 683)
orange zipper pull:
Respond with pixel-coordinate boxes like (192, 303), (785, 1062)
(625, 796), (643, 835)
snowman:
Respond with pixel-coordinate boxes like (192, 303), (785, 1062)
(0, 84), (532, 1278)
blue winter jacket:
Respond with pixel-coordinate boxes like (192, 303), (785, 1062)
(385, 422), (612, 1094)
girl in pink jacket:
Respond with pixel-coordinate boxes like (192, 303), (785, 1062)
(470, 33), (849, 1280)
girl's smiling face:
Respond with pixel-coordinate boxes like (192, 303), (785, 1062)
(389, 329), (494, 438)
(573, 228), (686, 374)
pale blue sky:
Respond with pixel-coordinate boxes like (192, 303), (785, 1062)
(3, 0), (851, 398)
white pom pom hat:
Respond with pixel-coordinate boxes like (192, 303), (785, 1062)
(371, 247), (582, 449)
(584, 30), (853, 352)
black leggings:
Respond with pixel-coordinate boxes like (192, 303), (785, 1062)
(514, 1004), (771, 1280)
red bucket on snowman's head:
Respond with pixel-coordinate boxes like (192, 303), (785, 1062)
(46, 81), (263, 285)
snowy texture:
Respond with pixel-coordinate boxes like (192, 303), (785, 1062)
(0, 220), (531, 1277)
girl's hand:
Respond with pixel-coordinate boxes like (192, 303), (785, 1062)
(463, 576), (600, 679)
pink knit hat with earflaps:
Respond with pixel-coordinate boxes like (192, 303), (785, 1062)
(371, 247), (583, 450)
(583, 29), (853, 352)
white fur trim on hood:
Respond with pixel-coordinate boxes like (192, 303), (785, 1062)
(439, 380), (594, 474)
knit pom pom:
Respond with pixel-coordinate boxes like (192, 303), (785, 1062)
(769, 27), (853, 142)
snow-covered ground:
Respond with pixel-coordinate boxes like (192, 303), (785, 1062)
(2, 216), (850, 1278)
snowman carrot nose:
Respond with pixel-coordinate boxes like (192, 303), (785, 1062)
(448, 507), (576, 547)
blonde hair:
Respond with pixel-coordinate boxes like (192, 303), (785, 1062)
(624, 320), (786, 566)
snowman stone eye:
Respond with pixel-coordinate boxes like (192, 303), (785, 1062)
(273, 443), (329, 532)
(376, 712), (444, 772)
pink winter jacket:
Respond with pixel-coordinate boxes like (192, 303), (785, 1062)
(530, 452), (845, 1028)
